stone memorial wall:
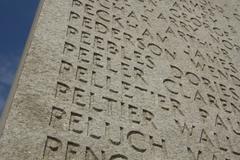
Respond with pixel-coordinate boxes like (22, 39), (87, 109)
(1, 0), (240, 159)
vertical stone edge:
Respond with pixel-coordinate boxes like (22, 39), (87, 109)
(0, 0), (46, 136)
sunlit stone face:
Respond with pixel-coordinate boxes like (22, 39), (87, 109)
(1, 0), (240, 159)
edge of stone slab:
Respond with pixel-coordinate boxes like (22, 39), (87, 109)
(0, 0), (46, 136)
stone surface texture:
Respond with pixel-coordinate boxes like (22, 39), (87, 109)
(1, 0), (240, 159)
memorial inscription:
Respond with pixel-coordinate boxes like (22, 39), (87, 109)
(0, 0), (240, 160)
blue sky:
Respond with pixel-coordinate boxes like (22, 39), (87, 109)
(0, 0), (40, 114)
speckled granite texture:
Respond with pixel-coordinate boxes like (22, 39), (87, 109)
(1, 0), (240, 159)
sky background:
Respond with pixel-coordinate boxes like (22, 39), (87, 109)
(0, 0), (40, 114)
